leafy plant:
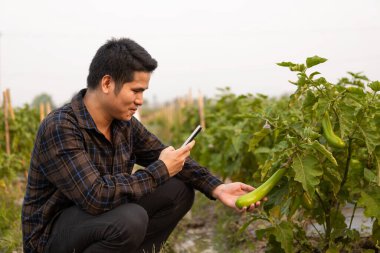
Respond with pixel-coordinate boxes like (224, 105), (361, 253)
(186, 56), (380, 252)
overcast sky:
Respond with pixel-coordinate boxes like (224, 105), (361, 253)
(0, 0), (379, 107)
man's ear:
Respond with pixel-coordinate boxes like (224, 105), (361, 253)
(100, 75), (113, 94)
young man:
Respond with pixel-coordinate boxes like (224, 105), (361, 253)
(22, 38), (259, 253)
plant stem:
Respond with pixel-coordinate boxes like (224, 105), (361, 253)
(324, 208), (331, 247)
(348, 202), (358, 230)
(333, 138), (353, 227)
(310, 221), (324, 240)
(340, 138), (353, 190)
(316, 191), (331, 247)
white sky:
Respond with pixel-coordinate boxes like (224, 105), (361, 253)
(0, 0), (379, 107)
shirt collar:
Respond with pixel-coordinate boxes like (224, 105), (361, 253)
(71, 88), (98, 130)
(71, 88), (131, 130)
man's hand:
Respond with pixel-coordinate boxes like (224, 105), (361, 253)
(159, 141), (195, 177)
(212, 183), (264, 212)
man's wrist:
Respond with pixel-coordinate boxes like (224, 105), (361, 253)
(212, 184), (224, 199)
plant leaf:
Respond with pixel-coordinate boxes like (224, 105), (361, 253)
(292, 154), (323, 195)
(273, 221), (294, 253)
(359, 124), (380, 155)
(358, 186), (380, 220)
(369, 81), (380, 92)
(277, 62), (296, 67)
(306, 56), (327, 68)
(249, 128), (271, 152)
(310, 140), (338, 166)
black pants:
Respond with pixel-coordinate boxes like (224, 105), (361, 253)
(44, 177), (195, 253)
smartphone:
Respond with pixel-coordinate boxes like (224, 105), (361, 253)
(181, 125), (202, 147)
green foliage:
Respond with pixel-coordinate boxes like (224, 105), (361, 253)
(137, 55), (380, 251)
(0, 105), (39, 179)
(0, 105), (40, 252)
(192, 89), (272, 181)
(161, 56), (380, 251)
(0, 178), (24, 253)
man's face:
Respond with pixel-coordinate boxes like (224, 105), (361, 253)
(107, 71), (150, 121)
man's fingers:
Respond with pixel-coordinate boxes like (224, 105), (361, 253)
(187, 140), (196, 149)
(240, 183), (255, 192)
(246, 201), (260, 212)
(165, 146), (175, 151)
(178, 140), (195, 154)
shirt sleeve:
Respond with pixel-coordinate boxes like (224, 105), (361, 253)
(130, 117), (223, 199)
(130, 117), (167, 167)
(176, 157), (223, 199)
(40, 118), (170, 215)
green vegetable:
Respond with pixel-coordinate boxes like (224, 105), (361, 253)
(235, 167), (286, 209)
(321, 112), (346, 149)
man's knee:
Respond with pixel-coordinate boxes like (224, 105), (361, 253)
(105, 203), (149, 248)
(171, 178), (195, 214)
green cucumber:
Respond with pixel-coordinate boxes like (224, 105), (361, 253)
(321, 112), (346, 149)
(235, 167), (286, 209)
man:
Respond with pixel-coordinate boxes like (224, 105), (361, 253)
(22, 38), (259, 253)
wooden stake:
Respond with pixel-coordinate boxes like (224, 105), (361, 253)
(3, 91), (11, 154)
(187, 88), (193, 107)
(6, 89), (15, 120)
(177, 98), (185, 125)
(45, 101), (52, 115)
(39, 102), (45, 122)
(198, 90), (206, 129)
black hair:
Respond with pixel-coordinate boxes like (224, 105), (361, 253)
(87, 38), (158, 93)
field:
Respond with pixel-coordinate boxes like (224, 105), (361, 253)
(1, 56), (379, 252)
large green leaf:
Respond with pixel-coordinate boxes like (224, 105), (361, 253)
(292, 154), (323, 195)
(273, 221), (294, 253)
(338, 103), (360, 137)
(324, 166), (342, 195)
(358, 186), (380, 220)
(359, 124), (380, 155)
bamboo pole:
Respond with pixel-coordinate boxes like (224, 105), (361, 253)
(39, 102), (45, 122)
(6, 89), (15, 120)
(187, 88), (193, 107)
(198, 90), (206, 129)
(177, 98), (185, 125)
(3, 91), (11, 154)
(45, 101), (52, 115)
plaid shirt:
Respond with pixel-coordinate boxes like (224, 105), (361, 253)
(22, 89), (222, 253)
